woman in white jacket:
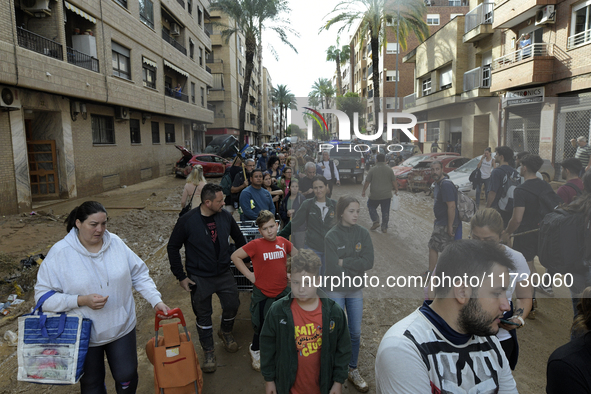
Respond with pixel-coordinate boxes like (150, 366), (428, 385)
(34, 201), (170, 394)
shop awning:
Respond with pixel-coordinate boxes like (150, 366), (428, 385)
(64, 1), (96, 24)
(163, 59), (189, 78)
(143, 57), (157, 68)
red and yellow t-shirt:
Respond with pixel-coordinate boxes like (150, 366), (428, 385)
(242, 236), (291, 297)
(290, 299), (323, 394)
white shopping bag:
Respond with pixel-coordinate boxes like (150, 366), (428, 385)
(391, 195), (400, 211)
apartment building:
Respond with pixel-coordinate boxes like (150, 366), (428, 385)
(262, 66), (276, 140)
(491, 0), (591, 167)
(0, 0), (213, 215)
(403, 0), (500, 157)
(349, 0), (468, 141)
(205, 9), (274, 146)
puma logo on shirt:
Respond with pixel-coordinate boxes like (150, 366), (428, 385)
(263, 251), (285, 261)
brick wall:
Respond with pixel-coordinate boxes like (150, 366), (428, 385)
(0, 115), (18, 214)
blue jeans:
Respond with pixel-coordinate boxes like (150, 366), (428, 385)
(475, 177), (490, 208)
(326, 289), (363, 369)
(305, 246), (326, 276)
(367, 198), (391, 229)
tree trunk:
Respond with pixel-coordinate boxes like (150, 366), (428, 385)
(336, 56), (343, 96)
(256, 27), (263, 139)
(371, 32), (381, 138)
(279, 103), (284, 141)
(240, 34), (257, 149)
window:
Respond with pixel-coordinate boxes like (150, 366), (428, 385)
(386, 43), (399, 54)
(190, 40), (194, 59)
(570, 1), (591, 48)
(386, 17), (394, 26)
(188, 0), (192, 15)
(151, 121), (160, 143)
(139, 0), (154, 28)
(427, 14), (440, 25)
(199, 47), (203, 66)
(439, 64), (453, 90)
(92, 115), (115, 144)
(114, 0), (127, 8)
(191, 82), (196, 103)
(239, 83), (243, 98)
(448, 0), (462, 5)
(426, 122), (440, 141)
(130, 119), (141, 144)
(422, 77), (432, 96)
(197, 7), (202, 25)
(165, 123), (175, 143)
(112, 42), (130, 80)
(386, 97), (397, 109)
(142, 61), (156, 89)
(386, 70), (398, 82)
(201, 87), (205, 106)
(238, 59), (243, 75)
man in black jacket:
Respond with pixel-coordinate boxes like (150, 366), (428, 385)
(167, 184), (246, 373)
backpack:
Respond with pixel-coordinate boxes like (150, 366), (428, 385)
(469, 168), (482, 189)
(521, 183), (564, 225)
(498, 168), (521, 212)
(442, 180), (476, 222)
(220, 169), (232, 196)
(538, 209), (586, 275)
(564, 182), (582, 196)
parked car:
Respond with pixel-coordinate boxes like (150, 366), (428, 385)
(174, 146), (231, 177)
(393, 152), (460, 189)
(205, 135), (239, 158)
(386, 143), (423, 166)
(328, 145), (365, 183)
(407, 156), (470, 192)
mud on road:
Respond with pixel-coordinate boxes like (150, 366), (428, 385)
(0, 175), (572, 393)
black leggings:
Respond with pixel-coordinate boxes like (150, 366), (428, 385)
(251, 298), (268, 351)
(80, 329), (138, 394)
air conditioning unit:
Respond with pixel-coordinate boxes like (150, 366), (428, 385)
(115, 106), (129, 120)
(0, 86), (22, 110)
(192, 123), (197, 131)
(535, 5), (555, 26)
(170, 23), (181, 36)
(21, 0), (51, 16)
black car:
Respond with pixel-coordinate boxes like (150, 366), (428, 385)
(327, 145), (365, 184)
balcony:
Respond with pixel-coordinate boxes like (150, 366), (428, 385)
(368, 89), (374, 98)
(207, 103), (215, 112)
(403, 93), (416, 109)
(206, 65), (211, 74)
(493, 0), (557, 29)
(463, 2), (493, 43)
(462, 66), (492, 99)
(567, 28), (591, 50)
(176, 0), (185, 8)
(165, 87), (189, 102)
(17, 27), (63, 60)
(162, 28), (187, 56)
(67, 47), (99, 72)
(211, 33), (222, 46)
(490, 43), (554, 92)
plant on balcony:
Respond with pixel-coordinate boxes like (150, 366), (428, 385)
(210, 0), (298, 148)
(272, 84), (297, 140)
(326, 37), (351, 96)
(323, 0), (428, 136)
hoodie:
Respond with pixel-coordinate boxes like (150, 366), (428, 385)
(34, 229), (162, 346)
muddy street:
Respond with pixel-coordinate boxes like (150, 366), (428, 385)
(0, 174), (572, 393)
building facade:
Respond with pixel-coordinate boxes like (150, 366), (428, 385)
(0, 0), (214, 214)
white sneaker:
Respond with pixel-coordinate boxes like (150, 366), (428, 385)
(348, 368), (369, 392)
(249, 343), (260, 372)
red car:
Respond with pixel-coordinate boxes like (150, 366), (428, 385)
(407, 156), (470, 192)
(393, 152), (459, 189)
(174, 146), (231, 177)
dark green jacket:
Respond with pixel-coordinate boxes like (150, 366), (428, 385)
(324, 223), (374, 292)
(290, 198), (337, 252)
(260, 290), (351, 394)
(250, 285), (290, 334)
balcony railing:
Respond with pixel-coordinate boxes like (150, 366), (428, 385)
(491, 43), (552, 71)
(162, 28), (187, 56)
(140, 13), (154, 29)
(465, 2), (494, 33)
(17, 27), (63, 60)
(67, 47), (99, 72)
(207, 103), (215, 111)
(567, 28), (591, 50)
(403, 93), (416, 109)
(165, 87), (189, 102)
(368, 89), (374, 98)
(463, 65), (491, 91)
(206, 65), (211, 74)
(206, 58), (223, 63)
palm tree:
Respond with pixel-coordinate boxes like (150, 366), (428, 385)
(323, 0), (428, 134)
(326, 37), (351, 96)
(272, 84), (297, 140)
(211, 0), (298, 147)
(309, 78), (336, 111)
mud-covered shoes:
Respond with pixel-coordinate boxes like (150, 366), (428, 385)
(202, 351), (216, 373)
(348, 368), (369, 392)
(217, 330), (239, 353)
(370, 222), (380, 231)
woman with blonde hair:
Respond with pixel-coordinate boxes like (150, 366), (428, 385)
(181, 165), (206, 209)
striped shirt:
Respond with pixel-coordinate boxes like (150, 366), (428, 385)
(575, 144), (591, 167)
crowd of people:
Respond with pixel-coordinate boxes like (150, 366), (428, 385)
(31, 137), (591, 394)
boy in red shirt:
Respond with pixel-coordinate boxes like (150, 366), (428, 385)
(260, 249), (351, 394)
(232, 210), (295, 371)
